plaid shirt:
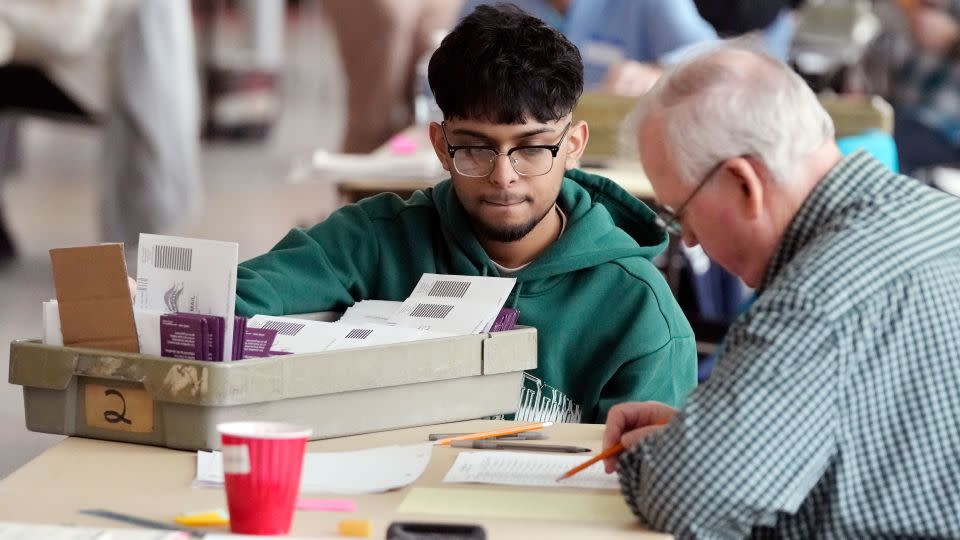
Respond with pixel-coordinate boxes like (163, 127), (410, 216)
(893, 1), (960, 146)
(618, 150), (960, 539)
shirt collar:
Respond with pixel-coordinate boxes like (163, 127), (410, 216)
(758, 149), (887, 291)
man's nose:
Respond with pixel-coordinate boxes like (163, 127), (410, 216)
(487, 153), (520, 187)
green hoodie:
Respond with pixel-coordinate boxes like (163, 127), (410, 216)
(236, 169), (697, 423)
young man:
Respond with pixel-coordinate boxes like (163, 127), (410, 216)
(236, 5), (696, 423)
(605, 45), (960, 537)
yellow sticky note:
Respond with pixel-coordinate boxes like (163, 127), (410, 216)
(397, 487), (635, 522)
(175, 509), (229, 527)
(338, 519), (372, 537)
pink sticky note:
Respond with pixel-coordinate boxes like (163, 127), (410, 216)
(388, 134), (418, 155)
(296, 498), (357, 512)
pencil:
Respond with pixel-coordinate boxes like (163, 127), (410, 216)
(555, 442), (624, 481)
(434, 422), (553, 446)
(558, 417), (673, 481)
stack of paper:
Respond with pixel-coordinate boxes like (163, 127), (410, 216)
(386, 274), (517, 334)
(134, 234), (239, 361)
(337, 300), (403, 325)
(0, 523), (185, 540)
(246, 315), (448, 355)
(196, 443), (433, 494)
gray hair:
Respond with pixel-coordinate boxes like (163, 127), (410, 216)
(634, 42), (834, 185)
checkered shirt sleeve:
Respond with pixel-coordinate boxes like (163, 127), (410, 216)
(617, 151), (960, 539)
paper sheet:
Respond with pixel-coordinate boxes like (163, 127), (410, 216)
(397, 487), (635, 522)
(304, 148), (445, 182)
(196, 443), (433, 494)
(443, 451), (620, 490)
(0, 522), (337, 540)
(337, 300), (403, 325)
(42, 300), (63, 346)
(246, 315), (339, 355)
(326, 323), (448, 351)
(387, 274), (516, 334)
(246, 315), (448, 355)
(135, 234), (238, 361)
(0, 522), (186, 539)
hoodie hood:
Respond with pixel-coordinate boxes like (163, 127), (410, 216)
(430, 168), (668, 284)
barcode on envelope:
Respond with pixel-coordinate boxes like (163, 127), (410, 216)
(345, 328), (374, 339)
(260, 320), (306, 336)
(428, 280), (470, 298)
(153, 245), (193, 272)
(409, 303), (454, 319)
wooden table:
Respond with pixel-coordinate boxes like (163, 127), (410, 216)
(0, 420), (669, 539)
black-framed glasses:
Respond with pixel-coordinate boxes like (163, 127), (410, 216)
(651, 158), (733, 236)
(440, 121), (572, 178)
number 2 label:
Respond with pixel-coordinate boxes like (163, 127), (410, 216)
(84, 383), (155, 433)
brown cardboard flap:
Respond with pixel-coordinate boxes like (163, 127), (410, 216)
(49, 244), (140, 354)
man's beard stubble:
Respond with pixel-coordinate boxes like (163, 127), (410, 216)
(469, 201), (556, 243)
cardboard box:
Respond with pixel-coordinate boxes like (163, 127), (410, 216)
(8, 328), (537, 450)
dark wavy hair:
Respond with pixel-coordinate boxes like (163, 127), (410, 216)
(428, 3), (584, 124)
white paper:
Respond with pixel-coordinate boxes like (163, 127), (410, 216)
(247, 315), (449, 355)
(0, 522), (184, 539)
(135, 234), (238, 361)
(0, 523), (334, 540)
(387, 274), (516, 334)
(443, 451), (620, 490)
(337, 300), (403, 325)
(304, 149), (445, 183)
(246, 315), (339, 355)
(133, 309), (163, 356)
(42, 300), (63, 346)
(326, 323), (448, 351)
(196, 443), (433, 494)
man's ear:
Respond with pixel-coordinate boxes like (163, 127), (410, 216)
(725, 156), (765, 220)
(428, 122), (452, 173)
(563, 120), (589, 170)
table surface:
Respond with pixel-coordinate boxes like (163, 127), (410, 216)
(0, 420), (670, 539)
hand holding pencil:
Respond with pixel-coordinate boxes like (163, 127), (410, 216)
(600, 401), (676, 473)
(555, 401), (676, 481)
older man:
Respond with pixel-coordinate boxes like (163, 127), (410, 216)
(603, 45), (960, 538)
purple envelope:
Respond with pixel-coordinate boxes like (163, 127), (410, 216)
(160, 315), (206, 360)
(242, 327), (279, 358)
(490, 307), (520, 332)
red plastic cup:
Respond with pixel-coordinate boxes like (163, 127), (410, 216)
(217, 421), (312, 535)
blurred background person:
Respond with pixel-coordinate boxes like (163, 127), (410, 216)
(693, 0), (806, 60)
(460, 0), (798, 97)
(0, 0), (201, 263)
(323, 0), (462, 153)
(888, 0), (960, 174)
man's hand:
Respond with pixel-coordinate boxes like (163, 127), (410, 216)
(600, 61), (662, 97)
(602, 401), (677, 473)
(128, 276), (137, 301)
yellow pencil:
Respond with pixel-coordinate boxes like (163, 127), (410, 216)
(434, 422), (553, 446)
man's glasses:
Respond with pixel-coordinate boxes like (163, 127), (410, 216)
(651, 158), (731, 236)
(441, 121), (572, 178)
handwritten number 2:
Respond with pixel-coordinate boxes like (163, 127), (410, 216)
(103, 389), (132, 425)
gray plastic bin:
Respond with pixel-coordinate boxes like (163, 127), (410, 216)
(8, 328), (536, 450)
